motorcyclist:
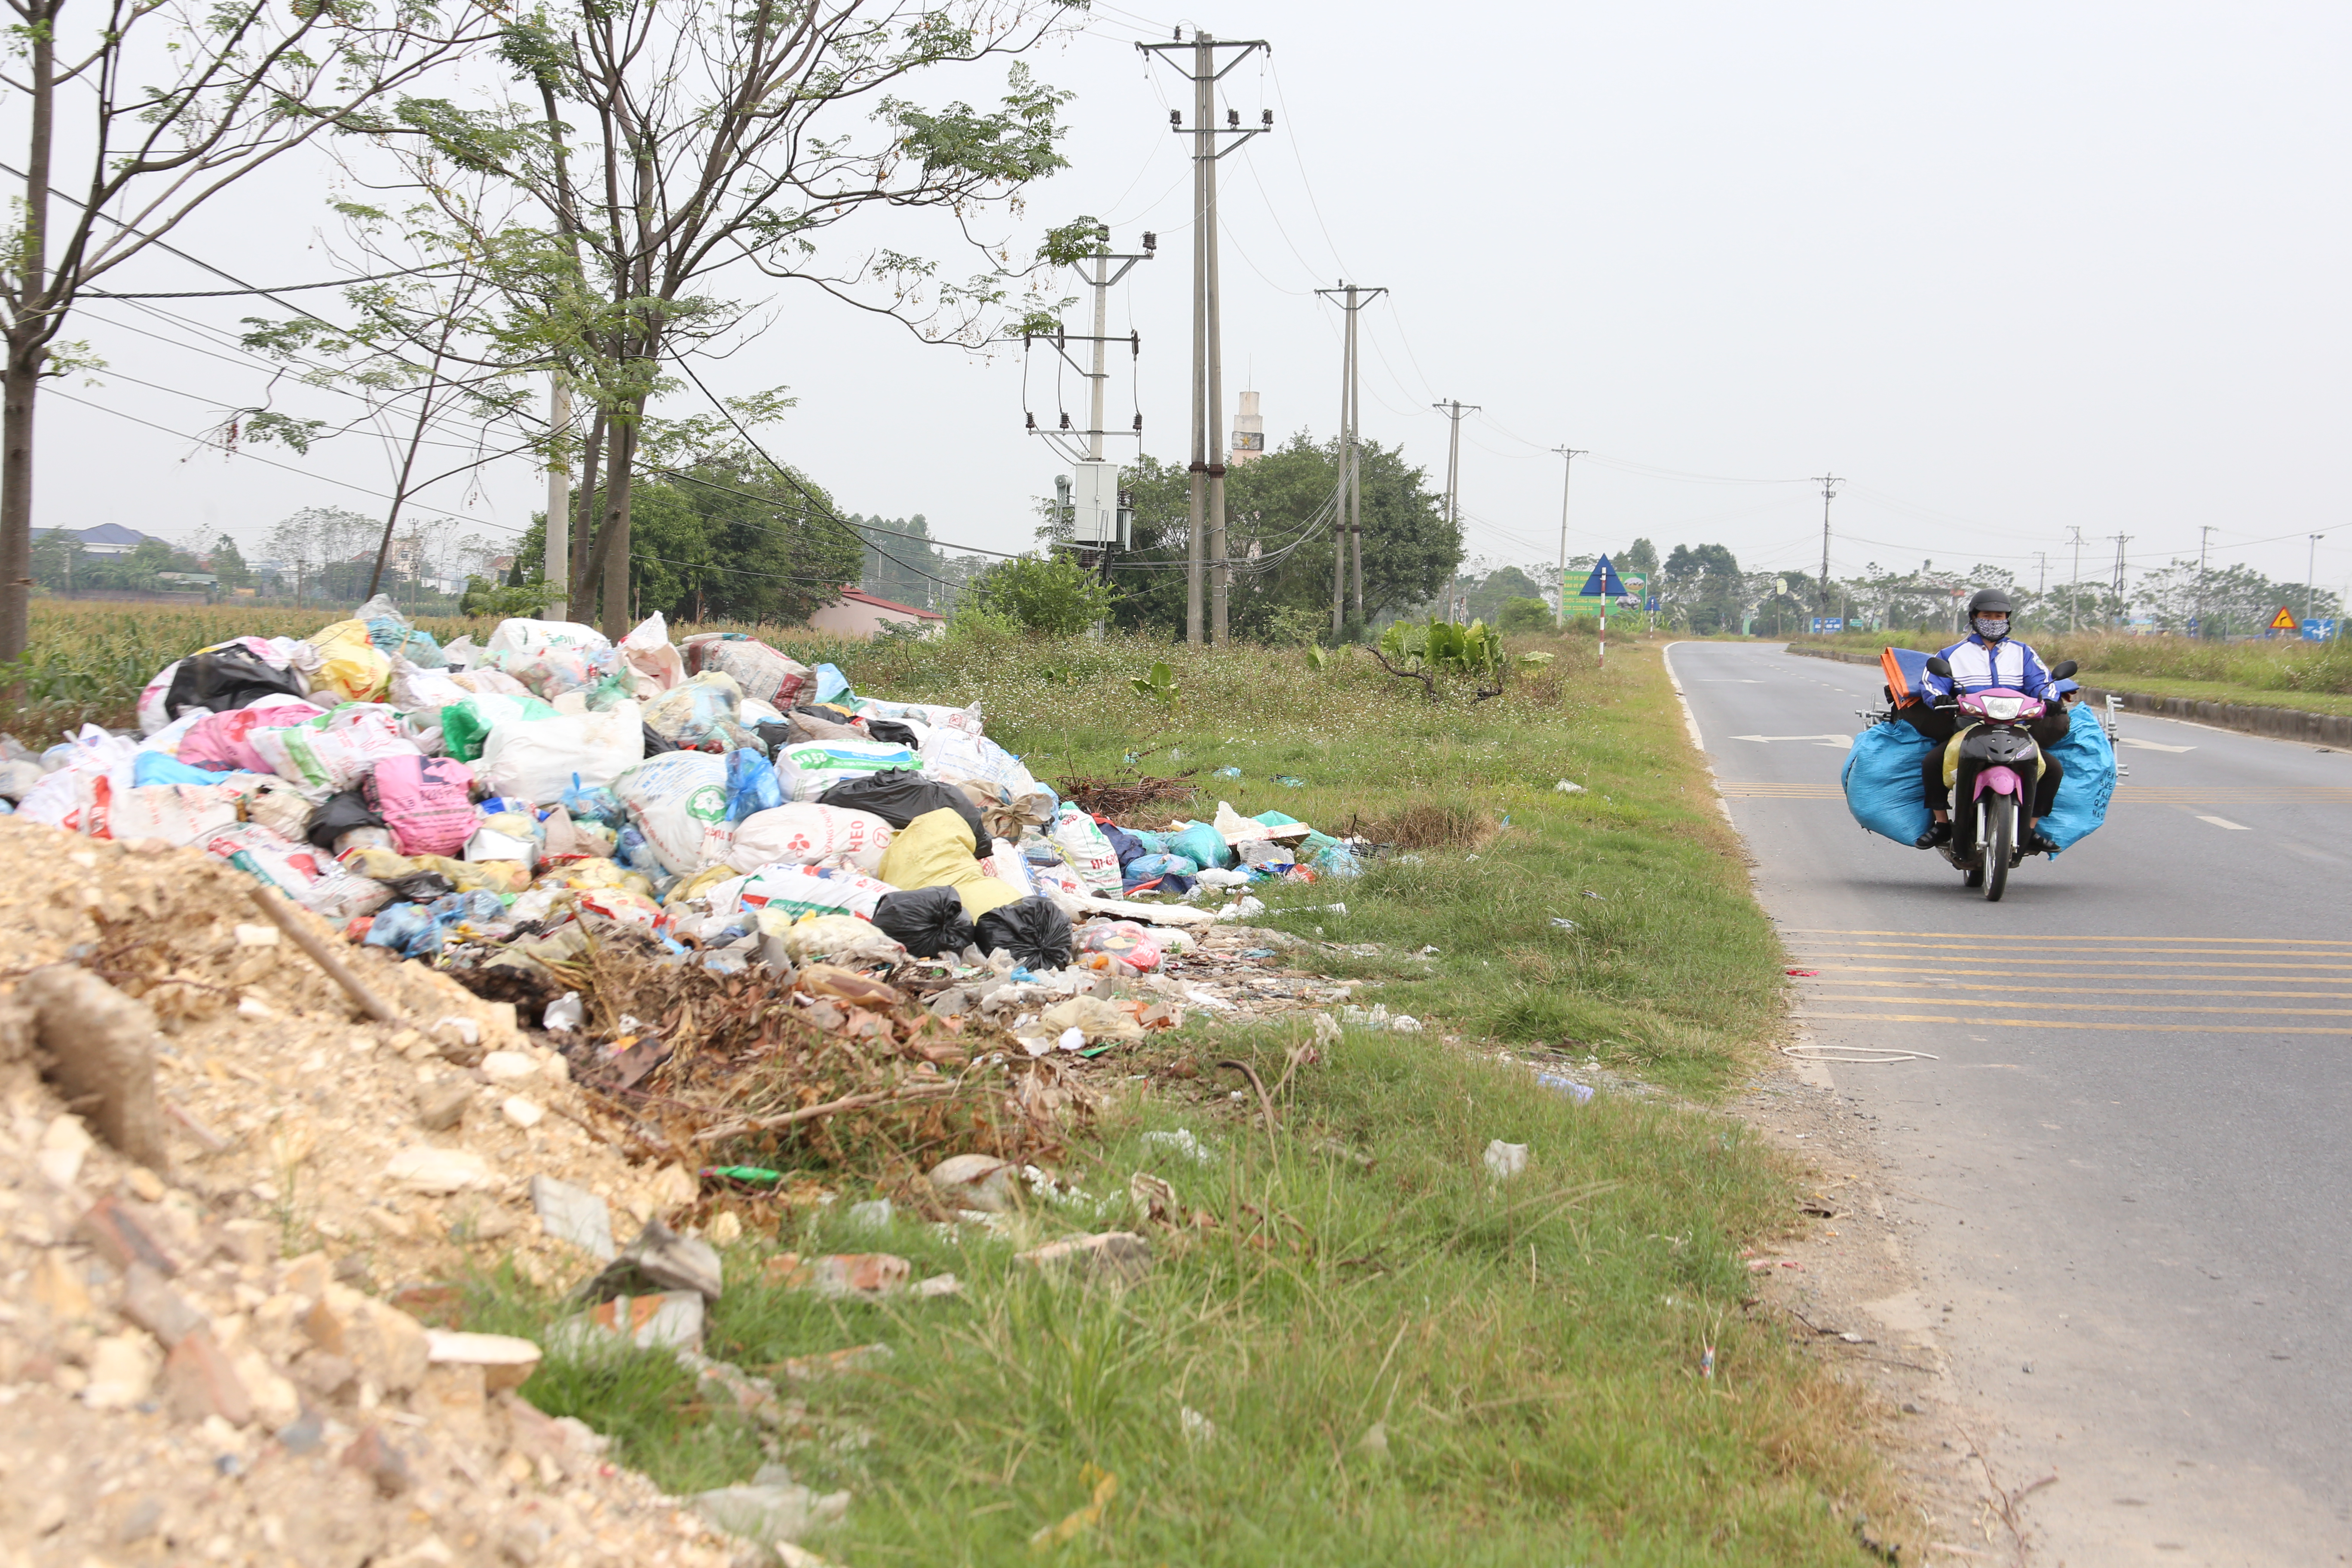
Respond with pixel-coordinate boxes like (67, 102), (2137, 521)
(1906, 588), (2067, 854)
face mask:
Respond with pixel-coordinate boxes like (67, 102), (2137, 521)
(1972, 616), (2009, 640)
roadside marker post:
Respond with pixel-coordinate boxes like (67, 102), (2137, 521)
(1582, 554), (1626, 670)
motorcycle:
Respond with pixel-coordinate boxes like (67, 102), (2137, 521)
(1921, 653), (2079, 901)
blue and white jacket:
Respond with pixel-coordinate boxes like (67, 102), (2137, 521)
(1920, 633), (2062, 701)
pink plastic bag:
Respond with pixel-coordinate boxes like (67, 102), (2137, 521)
(175, 701), (327, 773)
(366, 754), (479, 857)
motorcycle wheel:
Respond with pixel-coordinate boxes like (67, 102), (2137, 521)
(1984, 795), (2015, 902)
(1963, 864), (1984, 888)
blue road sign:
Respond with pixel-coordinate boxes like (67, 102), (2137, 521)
(2303, 619), (2337, 641)
(1810, 617), (1844, 634)
(1580, 555), (1626, 599)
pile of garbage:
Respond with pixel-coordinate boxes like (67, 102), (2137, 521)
(0, 602), (1369, 1167)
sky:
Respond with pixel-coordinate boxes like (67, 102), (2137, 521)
(31, 1), (2352, 605)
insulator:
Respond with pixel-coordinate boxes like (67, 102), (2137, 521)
(1169, 110), (1180, 127)
(1025, 413), (1035, 429)
(1226, 108), (1239, 128)
(1058, 412), (1071, 429)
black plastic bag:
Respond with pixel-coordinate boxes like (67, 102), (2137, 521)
(163, 648), (306, 722)
(817, 769), (987, 857)
(860, 717), (920, 747)
(307, 788), (386, 851)
(383, 869), (458, 902)
(753, 719), (793, 755)
(973, 895), (1073, 971)
(640, 721), (680, 756)
(871, 885), (977, 958)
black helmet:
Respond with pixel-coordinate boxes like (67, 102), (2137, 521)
(1967, 588), (2014, 618)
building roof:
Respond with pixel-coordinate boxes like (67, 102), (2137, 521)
(74, 523), (161, 547)
(837, 585), (944, 620)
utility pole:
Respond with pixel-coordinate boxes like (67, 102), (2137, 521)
(2109, 533), (2131, 625)
(1433, 400), (1481, 617)
(1141, 30), (1271, 646)
(1552, 446), (1587, 628)
(2195, 524), (2214, 639)
(1315, 282), (1384, 636)
(2034, 551), (2048, 598)
(1813, 475), (1843, 623)
(2068, 526), (2085, 631)
(2310, 533), (2327, 628)
(544, 372), (570, 622)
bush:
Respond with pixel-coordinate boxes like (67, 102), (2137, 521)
(1497, 596), (1554, 634)
(970, 554), (1116, 635)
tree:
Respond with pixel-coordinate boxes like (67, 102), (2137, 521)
(1497, 596), (1554, 635)
(265, 506), (378, 607)
(1659, 543), (1745, 633)
(387, 0), (1092, 638)
(972, 554), (1113, 635)
(205, 535), (251, 589)
(1101, 433), (1458, 640)
(1617, 538), (1660, 581)
(854, 514), (945, 609)
(0, 0), (502, 664)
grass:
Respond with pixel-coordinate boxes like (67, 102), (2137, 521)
(1793, 625), (2352, 712)
(408, 624), (1898, 1565)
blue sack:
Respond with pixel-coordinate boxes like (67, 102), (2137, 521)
(134, 750), (233, 787)
(812, 663), (852, 707)
(1841, 720), (1936, 845)
(2039, 702), (2116, 851)
(1168, 820), (1230, 871)
(723, 746), (786, 823)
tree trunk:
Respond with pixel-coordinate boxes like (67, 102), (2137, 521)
(594, 416), (640, 639)
(0, 341), (40, 665)
(3, 12), (56, 668)
(569, 407), (606, 609)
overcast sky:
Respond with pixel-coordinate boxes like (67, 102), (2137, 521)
(35, 1), (2352, 602)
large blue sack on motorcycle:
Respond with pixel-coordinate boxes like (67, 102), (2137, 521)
(1842, 720), (1935, 845)
(2038, 701), (2116, 851)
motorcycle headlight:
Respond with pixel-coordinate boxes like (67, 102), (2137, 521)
(1979, 695), (2024, 721)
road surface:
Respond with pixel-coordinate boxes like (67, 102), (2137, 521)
(1667, 640), (2352, 1565)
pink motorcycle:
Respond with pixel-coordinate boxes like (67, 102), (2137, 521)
(1923, 653), (2079, 902)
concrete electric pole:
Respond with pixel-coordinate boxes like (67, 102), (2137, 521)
(2310, 533), (2327, 627)
(2068, 527), (2085, 631)
(1315, 282), (1384, 635)
(1552, 446), (1587, 628)
(2109, 533), (2132, 624)
(1813, 475), (1843, 621)
(1140, 30), (1270, 646)
(2196, 524), (2214, 637)
(544, 372), (570, 621)
(1433, 400), (1481, 619)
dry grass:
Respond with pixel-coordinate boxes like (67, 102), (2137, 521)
(1354, 800), (1504, 851)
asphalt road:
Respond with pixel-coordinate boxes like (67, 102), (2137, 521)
(1666, 640), (2352, 1566)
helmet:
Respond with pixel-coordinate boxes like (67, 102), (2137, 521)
(1967, 588), (2014, 642)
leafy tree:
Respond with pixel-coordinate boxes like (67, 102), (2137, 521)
(1658, 543), (1746, 633)
(851, 514), (945, 609)
(207, 536), (252, 590)
(1498, 597), (1555, 635)
(972, 554), (1115, 636)
(1617, 538), (1661, 581)
(1101, 433), (1458, 640)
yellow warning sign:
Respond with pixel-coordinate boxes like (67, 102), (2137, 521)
(2270, 605), (2300, 632)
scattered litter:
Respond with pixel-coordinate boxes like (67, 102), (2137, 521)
(1550, 917), (1577, 930)
(1784, 968), (1820, 978)
(1554, 780), (1586, 794)
(1534, 1072), (1594, 1105)
(1482, 1139), (1529, 1180)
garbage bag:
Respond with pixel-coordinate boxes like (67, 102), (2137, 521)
(2039, 702), (2117, 851)
(644, 671), (745, 748)
(736, 864), (894, 920)
(812, 662), (853, 707)
(858, 717), (920, 747)
(480, 618), (616, 698)
(1841, 719), (1936, 845)
(619, 612), (686, 693)
(819, 769), (987, 857)
(874, 808), (1024, 917)
(680, 632), (809, 708)
(871, 885), (977, 958)
(560, 775), (629, 827)
(159, 645), (310, 724)
(1099, 821), (1148, 868)
(723, 746), (786, 823)
(439, 694), (556, 764)
(477, 704), (643, 805)
(305, 619), (395, 704)
(917, 726), (1037, 799)
(109, 783), (245, 846)
(615, 751), (733, 875)
(1049, 805), (1124, 895)
(174, 701), (327, 772)
(201, 822), (322, 896)
(855, 696), (984, 735)
(1078, 919), (1163, 973)
(250, 706), (421, 791)
(1167, 820), (1230, 871)
(242, 777), (318, 844)
(974, 895), (1074, 971)
(775, 739), (921, 802)
(132, 750), (237, 788)
(727, 802), (896, 874)
(365, 754), (479, 858)
(363, 902), (444, 959)
(307, 788), (386, 851)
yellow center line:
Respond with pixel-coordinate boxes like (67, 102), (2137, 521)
(1803, 979), (2352, 1000)
(1782, 928), (2352, 947)
(1796, 961), (2352, 974)
(1800, 1013), (2352, 1036)
(1802, 995), (2352, 1018)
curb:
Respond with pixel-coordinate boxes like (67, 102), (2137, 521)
(1783, 643), (2352, 748)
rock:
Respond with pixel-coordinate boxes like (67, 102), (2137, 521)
(75, 1194), (181, 1275)
(779, 1343), (891, 1382)
(123, 1166), (165, 1202)
(577, 1218), (722, 1305)
(30, 1247), (93, 1320)
(478, 1050), (537, 1082)
(415, 1081), (473, 1132)
(119, 1261), (208, 1347)
(914, 1273), (962, 1298)
(415, 1361), (488, 1442)
(21, 965), (171, 1172)
(163, 1328), (256, 1425)
(844, 1198), (892, 1232)
(762, 1253), (910, 1298)
(82, 1331), (161, 1409)
(686, 1482), (850, 1547)
(383, 1145), (493, 1194)
(530, 1173), (615, 1261)
(233, 922), (282, 948)
(1014, 1231), (1152, 1284)
(293, 1350), (356, 1398)
(928, 1154), (1015, 1212)
(233, 1347), (301, 1428)
(425, 1329), (543, 1392)
(339, 1425), (414, 1498)
(549, 1291), (705, 1356)
(37, 1112), (94, 1188)
(501, 1095), (545, 1129)
(340, 1288), (430, 1394)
